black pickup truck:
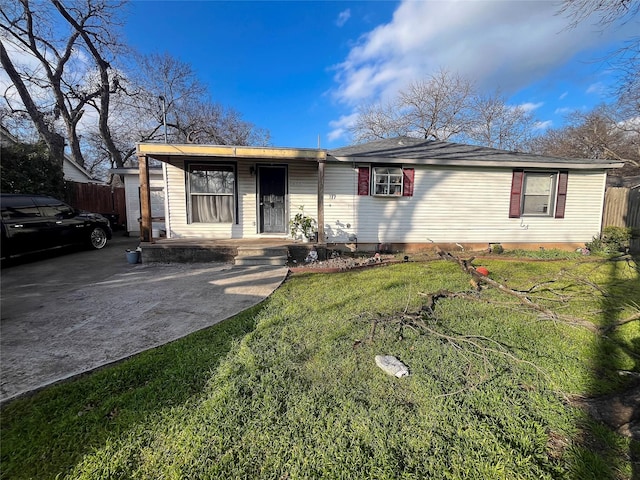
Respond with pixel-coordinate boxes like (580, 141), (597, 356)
(1, 194), (112, 259)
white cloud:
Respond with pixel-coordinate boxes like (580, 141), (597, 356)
(336, 9), (351, 27)
(328, 112), (358, 142)
(330, 0), (634, 108)
(0, 43), (46, 104)
(554, 107), (572, 115)
(586, 82), (606, 95)
(559, 91), (568, 100)
(518, 102), (543, 113)
(534, 120), (553, 130)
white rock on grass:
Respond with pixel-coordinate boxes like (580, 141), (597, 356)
(375, 355), (410, 378)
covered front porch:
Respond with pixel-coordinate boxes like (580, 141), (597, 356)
(136, 143), (328, 253)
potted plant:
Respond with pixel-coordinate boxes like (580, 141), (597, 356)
(289, 207), (317, 242)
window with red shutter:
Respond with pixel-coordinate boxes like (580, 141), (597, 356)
(403, 168), (414, 197)
(357, 166), (370, 195)
(554, 171), (568, 218)
(370, 166), (415, 197)
(509, 170), (567, 218)
(509, 170), (524, 218)
(372, 167), (403, 195)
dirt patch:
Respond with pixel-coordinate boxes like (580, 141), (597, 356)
(569, 382), (640, 440)
(289, 252), (398, 273)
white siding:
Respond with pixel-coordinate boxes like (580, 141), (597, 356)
(236, 161), (257, 237)
(165, 159), (318, 239)
(163, 159), (607, 244)
(323, 164), (607, 245)
(124, 171), (164, 233)
(63, 160), (93, 183)
(288, 162), (317, 227)
(324, 163), (357, 242)
(166, 160), (227, 238)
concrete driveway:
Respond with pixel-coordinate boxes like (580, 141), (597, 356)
(0, 233), (288, 404)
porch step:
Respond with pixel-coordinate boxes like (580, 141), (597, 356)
(234, 246), (289, 267)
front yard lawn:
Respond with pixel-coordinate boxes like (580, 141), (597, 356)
(1, 256), (639, 479)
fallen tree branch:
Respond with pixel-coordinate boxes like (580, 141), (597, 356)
(410, 317), (556, 390)
(438, 251), (601, 333)
(367, 310), (565, 401)
(601, 311), (640, 334)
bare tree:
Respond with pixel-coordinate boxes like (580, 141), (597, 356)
(166, 97), (268, 146)
(347, 101), (405, 143)
(398, 69), (476, 140)
(559, 0), (639, 29)
(2, 4), (271, 175)
(349, 69), (537, 150)
(0, 0), (127, 168)
(530, 105), (640, 167)
(127, 52), (270, 149)
(350, 69), (477, 143)
(0, 38), (65, 164)
(559, 0), (639, 110)
(51, 0), (126, 168)
(464, 91), (537, 151)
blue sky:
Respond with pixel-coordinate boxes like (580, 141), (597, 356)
(126, 0), (636, 149)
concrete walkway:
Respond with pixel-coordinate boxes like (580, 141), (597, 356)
(1, 237), (288, 404)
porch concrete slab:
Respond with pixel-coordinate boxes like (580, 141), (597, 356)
(1, 259), (288, 404)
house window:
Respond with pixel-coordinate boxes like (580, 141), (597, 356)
(188, 164), (235, 223)
(358, 166), (414, 196)
(522, 172), (556, 215)
(509, 170), (568, 219)
(373, 167), (404, 196)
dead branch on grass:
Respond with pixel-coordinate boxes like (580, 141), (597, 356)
(437, 250), (602, 333)
(366, 309), (563, 400)
(601, 311), (640, 335)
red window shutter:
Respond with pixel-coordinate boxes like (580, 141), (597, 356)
(357, 166), (370, 195)
(509, 170), (524, 218)
(555, 171), (568, 218)
(402, 168), (414, 196)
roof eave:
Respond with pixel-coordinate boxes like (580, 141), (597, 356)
(137, 143), (327, 162)
(329, 155), (624, 170)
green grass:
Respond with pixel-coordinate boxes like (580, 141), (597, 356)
(1, 259), (639, 479)
(500, 248), (585, 260)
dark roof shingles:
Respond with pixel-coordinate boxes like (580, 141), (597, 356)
(328, 136), (620, 167)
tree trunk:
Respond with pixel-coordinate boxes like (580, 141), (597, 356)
(51, 1), (124, 169)
(0, 40), (65, 166)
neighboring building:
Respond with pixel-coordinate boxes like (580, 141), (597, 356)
(136, 137), (623, 251)
(1, 125), (100, 184)
(62, 155), (98, 184)
(109, 167), (165, 236)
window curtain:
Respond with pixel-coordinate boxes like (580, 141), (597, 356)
(192, 195), (234, 223)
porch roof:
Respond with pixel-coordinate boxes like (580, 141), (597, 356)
(137, 143), (327, 163)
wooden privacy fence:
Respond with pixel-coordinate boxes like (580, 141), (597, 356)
(602, 187), (640, 252)
(64, 182), (126, 229)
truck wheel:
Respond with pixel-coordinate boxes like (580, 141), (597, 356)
(89, 227), (108, 249)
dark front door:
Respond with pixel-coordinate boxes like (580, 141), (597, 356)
(259, 166), (286, 233)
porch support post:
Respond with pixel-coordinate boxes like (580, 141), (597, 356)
(139, 154), (153, 243)
(317, 157), (326, 243)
